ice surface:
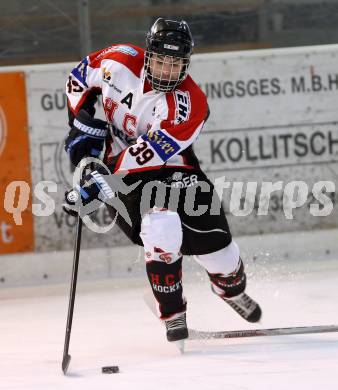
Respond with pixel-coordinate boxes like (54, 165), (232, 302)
(1, 258), (338, 390)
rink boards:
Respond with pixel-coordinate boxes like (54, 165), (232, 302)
(0, 44), (338, 254)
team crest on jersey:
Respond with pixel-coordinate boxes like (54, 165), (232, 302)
(174, 90), (191, 124)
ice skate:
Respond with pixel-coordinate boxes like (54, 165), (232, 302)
(216, 288), (262, 323)
(165, 313), (189, 342)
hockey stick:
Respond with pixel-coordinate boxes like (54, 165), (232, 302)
(188, 325), (338, 340)
(143, 289), (338, 341)
(62, 215), (83, 374)
(62, 160), (98, 374)
(62, 161), (92, 374)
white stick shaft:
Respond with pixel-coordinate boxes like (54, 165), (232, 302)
(188, 325), (338, 340)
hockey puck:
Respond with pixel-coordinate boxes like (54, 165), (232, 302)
(101, 365), (119, 374)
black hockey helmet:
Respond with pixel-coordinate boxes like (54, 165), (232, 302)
(144, 18), (194, 92)
(146, 18), (194, 57)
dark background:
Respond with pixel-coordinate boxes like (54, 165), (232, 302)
(1, 0), (338, 65)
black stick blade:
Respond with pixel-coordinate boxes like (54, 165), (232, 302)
(62, 354), (71, 375)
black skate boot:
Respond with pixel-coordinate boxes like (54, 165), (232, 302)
(165, 313), (189, 342)
(208, 259), (262, 323)
(218, 289), (262, 323)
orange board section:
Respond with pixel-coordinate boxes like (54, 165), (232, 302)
(0, 72), (34, 254)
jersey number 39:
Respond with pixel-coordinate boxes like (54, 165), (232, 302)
(129, 141), (154, 165)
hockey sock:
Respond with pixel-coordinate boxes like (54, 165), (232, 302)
(146, 257), (186, 319)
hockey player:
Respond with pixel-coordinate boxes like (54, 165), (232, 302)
(64, 18), (262, 342)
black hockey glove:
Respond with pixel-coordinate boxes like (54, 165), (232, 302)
(63, 171), (111, 218)
(63, 168), (141, 229)
(63, 169), (116, 217)
(64, 109), (108, 166)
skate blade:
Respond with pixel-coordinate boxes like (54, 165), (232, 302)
(175, 340), (185, 354)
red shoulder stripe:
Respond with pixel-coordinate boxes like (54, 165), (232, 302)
(89, 44), (144, 78)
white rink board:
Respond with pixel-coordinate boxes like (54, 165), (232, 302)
(24, 67), (128, 251)
(190, 45), (338, 129)
(190, 45), (338, 235)
(1, 228), (337, 287)
(1, 45), (338, 251)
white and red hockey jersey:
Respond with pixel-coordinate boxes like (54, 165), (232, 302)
(66, 44), (208, 174)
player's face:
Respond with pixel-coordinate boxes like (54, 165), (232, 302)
(149, 53), (184, 82)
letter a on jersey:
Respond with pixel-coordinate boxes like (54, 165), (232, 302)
(121, 92), (133, 109)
